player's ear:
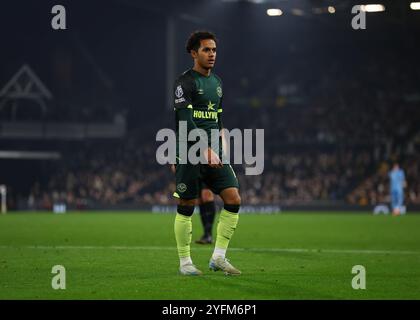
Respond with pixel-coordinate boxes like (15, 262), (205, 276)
(190, 50), (198, 59)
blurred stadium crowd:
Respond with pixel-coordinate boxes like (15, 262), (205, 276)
(1, 1), (419, 211)
(18, 50), (420, 210)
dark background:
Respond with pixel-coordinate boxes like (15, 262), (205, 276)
(0, 0), (419, 211)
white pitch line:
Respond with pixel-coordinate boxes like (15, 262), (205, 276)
(0, 245), (419, 255)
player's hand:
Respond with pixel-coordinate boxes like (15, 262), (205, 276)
(205, 147), (223, 168)
(170, 164), (176, 174)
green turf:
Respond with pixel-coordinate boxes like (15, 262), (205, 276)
(0, 211), (419, 299)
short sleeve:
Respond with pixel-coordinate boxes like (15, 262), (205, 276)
(216, 77), (223, 113)
(174, 75), (194, 110)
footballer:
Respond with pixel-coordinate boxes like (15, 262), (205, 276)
(172, 31), (241, 276)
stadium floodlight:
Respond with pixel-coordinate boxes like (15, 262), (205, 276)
(410, 2), (420, 10)
(360, 4), (385, 12)
(328, 6), (336, 14)
(267, 8), (283, 16)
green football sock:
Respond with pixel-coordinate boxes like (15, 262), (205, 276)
(214, 209), (239, 250)
(174, 213), (192, 258)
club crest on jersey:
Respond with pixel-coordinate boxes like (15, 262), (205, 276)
(216, 86), (222, 97)
(175, 85), (183, 98)
(177, 183), (187, 193)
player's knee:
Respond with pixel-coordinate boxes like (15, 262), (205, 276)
(228, 193), (241, 206)
(177, 205), (195, 217)
(223, 192), (241, 213)
(221, 188), (241, 206)
(201, 189), (214, 203)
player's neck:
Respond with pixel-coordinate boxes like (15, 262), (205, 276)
(192, 64), (211, 77)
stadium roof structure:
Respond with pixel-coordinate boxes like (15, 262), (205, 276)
(0, 64), (52, 101)
(0, 64), (52, 118)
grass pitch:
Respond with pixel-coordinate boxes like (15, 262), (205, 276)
(0, 211), (419, 300)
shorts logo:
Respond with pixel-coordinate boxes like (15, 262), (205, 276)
(216, 86), (222, 97)
(175, 85), (183, 98)
(177, 183), (187, 193)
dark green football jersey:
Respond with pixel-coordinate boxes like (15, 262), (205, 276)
(173, 69), (223, 149)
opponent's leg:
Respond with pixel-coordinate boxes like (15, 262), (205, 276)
(196, 188), (216, 244)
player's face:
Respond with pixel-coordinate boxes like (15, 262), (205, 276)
(194, 39), (216, 70)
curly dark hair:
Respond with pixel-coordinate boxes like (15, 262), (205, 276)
(186, 30), (217, 53)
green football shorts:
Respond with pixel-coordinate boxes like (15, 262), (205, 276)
(173, 164), (239, 200)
